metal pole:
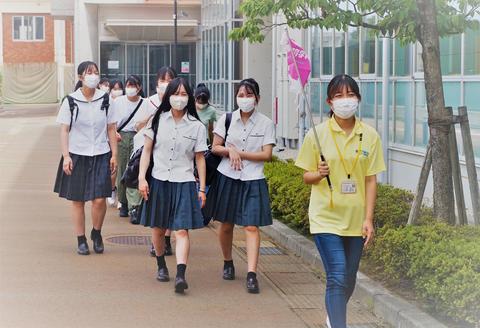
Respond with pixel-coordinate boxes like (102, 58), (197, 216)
(381, 36), (390, 184)
(173, 0), (178, 71)
(285, 28), (334, 197)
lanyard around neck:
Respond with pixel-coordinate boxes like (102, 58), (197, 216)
(328, 120), (363, 179)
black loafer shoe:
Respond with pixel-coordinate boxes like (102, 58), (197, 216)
(223, 266), (235, 280)
(149, 244), (156, 257)
(174, 277), (189, 294)
(129, 206), (140, 225)
(119, 203), (129, 217)
(164, 244), (173, 256)
(156, 267), (170, 282)
(93, 237), (104, 254)
(246, 276), (260, 294)
(77, 242), (90, 255)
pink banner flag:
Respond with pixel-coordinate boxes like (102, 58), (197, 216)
(286, 38), (311, 88)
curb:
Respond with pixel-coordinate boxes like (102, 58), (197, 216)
(261, 219), (448, 328)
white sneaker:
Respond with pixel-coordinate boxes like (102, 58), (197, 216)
(107, 188), (117, 207)
(117, 202), (122, 209)
(326, 316), (332, 328)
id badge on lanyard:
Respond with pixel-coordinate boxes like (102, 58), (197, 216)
(341, 180), (357, 194)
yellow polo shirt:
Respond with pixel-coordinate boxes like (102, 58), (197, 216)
(295, 117), (386, 236)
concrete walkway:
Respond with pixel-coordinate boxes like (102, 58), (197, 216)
(0, 109), (387, 328)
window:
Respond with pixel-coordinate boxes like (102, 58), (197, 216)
(464, 82), (480, 159)
(394, 82), (413, 145)
(464, 28), (480, 75)
(334, 31), (345, 74)
(415, 82), (428, 147)
(347, 27), (359, 76)
(394, 40), (411, 76)
(361, 22), (376, 74)
(322, 30), (333, 75)
(415, 42), (424, 73)
(360, 82), (376, 129)
(310, 82), (321, 114)
(440, 34), (461, 75)
(12, 16), (44, 41)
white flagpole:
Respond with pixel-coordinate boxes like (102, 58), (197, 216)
(285, 28), (334, 201)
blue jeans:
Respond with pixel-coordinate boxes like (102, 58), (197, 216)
(314, 234), (364, 328)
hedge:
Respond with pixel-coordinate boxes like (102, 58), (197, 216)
(264, 158), (480, 325)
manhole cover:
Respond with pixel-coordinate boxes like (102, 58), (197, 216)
(105, 235), (152, 246)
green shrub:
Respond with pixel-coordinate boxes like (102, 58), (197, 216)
(264, 159), (480, 325)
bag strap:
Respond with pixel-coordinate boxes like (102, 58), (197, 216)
(67, 95), (79, 132)
(117, 98), (144, 133)
(224, 112), (232, 140)
(101, 93), (110, 116)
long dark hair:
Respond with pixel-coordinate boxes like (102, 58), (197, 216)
(235, 78), (260, 104)
(327, 74), (361, 117)
(125, 74), (145, 98)
(151, 77), (199, 130)
(74, 61), (99, 91)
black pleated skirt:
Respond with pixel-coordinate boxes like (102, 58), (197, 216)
(203, 172), (273, 227)
(54, 152), (112, 202)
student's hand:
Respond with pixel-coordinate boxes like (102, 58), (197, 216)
(362, 220), (375, 247)
(63, 156), (73, 175)
(110, 157), (117, 175)
(317, 161), (330, 180)
(116, 132), (122, 142)
(228, 146), (243, 171)
(198, 191), (206, 208)
(139, 179), (149, 201)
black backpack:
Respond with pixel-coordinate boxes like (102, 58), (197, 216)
(64, 93), (110, 131)
(120, 120), (159, 189)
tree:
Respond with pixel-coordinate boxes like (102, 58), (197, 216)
(230, 0), (480, 223)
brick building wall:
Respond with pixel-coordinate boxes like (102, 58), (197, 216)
(65, 17), (73, 64)
(2, 13), (55, 64)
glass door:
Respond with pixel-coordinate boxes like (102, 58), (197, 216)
(126, 44), (148, 96)
(100, 42), (126, 83)
(148, 45), (170, 96)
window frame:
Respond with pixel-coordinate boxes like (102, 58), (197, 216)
(12, 15), (45, 42)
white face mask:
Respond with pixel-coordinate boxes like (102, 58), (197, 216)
(84, 74), (100, 89)
(332, 98), (359, 119)
(236, 97), (256, 113)
(111, 89), (123, 97)
(196, 103), (207, 110)
(100, 85), (110, 93)
(157, 82), (168, 96)
(170, 95), (189, 111)
(125, 87), (138, 97)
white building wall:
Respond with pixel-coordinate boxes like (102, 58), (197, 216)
(74, 1), (99, 67)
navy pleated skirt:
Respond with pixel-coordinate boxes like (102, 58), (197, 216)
(140, 178), (204, 230)
(54, 152), (112, 202)
(203, 172), (272, 227)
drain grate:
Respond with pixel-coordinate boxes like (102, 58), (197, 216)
(105, 235), (152, 246)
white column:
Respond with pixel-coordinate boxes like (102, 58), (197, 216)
(54, 19), (66, 100)
(381, 37), (390, 184)
(74, 0), (99, 69)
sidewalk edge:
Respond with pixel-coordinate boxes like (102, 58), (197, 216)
(261, 219), (448, 328)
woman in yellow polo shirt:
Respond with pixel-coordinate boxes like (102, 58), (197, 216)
(295, 74), (385, 328)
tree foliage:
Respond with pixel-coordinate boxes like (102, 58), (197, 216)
(229, 0), (480, 43)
